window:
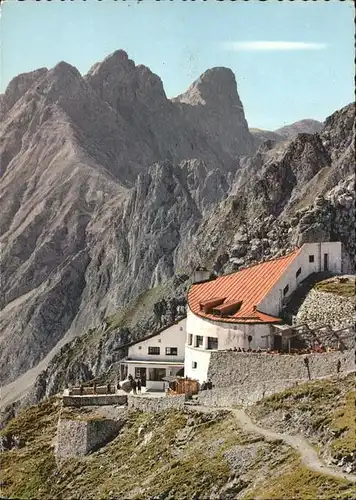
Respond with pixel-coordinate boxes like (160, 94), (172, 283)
(188, 334), (193, 346)
(207, 337), (218, 350)
(135, 367), (147, 380)
(148, 368), (166, 381)
(138, 346), (142, 350)
(309, 255), (315, 263)
(192, 361), (197, 369)
(195, 335), (203, 348)
(283, 284), (289, 296)
(148, 346), (160, 355)
(296, 267), (301, 278)
(165, 347), (178, 356)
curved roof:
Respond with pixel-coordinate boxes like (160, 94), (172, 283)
(188, 248), (301, 324)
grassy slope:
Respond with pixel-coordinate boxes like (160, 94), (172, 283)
(106, 284), (165, 331)
(0, 398), (61, 498)
(249, 374), (356, 459)
(1, 378), (355, 499)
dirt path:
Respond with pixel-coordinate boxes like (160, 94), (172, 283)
(188, 404), (356, 483)
(230, 408), (356, 483)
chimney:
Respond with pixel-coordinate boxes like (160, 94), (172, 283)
(192, 266), (211, 284)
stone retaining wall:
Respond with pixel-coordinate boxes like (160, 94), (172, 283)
(198, 380), (306, 408)
(62, 394), (127, 407)
(208, 350), (354, 388)
(56, 418), (122, 461)
(127, 394), (186, 412)
(198, 370), (355, 409)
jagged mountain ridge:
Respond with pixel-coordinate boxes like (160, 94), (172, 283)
(0, 51), (254, 387)
(0, 50), (354, 403)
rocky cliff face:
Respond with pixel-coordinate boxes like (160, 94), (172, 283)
(188, 104), (354, 276)
(0, 49), (354, 407)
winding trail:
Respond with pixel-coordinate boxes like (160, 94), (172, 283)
(231, 408), (356, 483)
(189, 404), (356, 483)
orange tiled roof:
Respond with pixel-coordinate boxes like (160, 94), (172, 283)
(188, 248), (302, 324)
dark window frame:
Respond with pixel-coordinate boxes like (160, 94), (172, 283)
(283, 284), (289, 296)
(148, 346), (160, 355)
(195, 335), (204, 347)
(165, 347), (178, 356)
(296, 267), (301, 278)
(192, 361), (197, 369)
(188, 334), (193, 345)
(207, 337), (218, 350)
(309, 255), (315, 263)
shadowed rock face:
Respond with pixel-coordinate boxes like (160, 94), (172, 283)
(0, 49), (353, 403)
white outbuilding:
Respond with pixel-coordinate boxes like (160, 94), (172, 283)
(119, 318), (186, 391)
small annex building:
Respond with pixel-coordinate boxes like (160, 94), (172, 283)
(119, 318), (186, 391)
(184, 242), (342, 383)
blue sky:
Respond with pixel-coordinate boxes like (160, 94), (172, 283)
(1, 0), (354, 129)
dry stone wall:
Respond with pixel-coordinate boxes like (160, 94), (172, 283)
(201, 350), (354, 407)
(127, 394), (186, 412)
(56, 418), (122, 461)
(208, 351), (354, 387)
(198, 380), (300, 408)
(62, 394), (127, 407)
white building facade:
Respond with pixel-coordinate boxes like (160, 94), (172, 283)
(185, 242), (342, 383)
(120, 318), (186, 391)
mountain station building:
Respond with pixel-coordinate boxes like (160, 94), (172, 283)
(120, 242), (343, 387)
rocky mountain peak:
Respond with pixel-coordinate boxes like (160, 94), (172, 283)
(275, 118), (323, 139)
(0, 67), (48, 117)
(174, 67), (240, 109)
(47, 61), (83, 85)
(35, 61), (85, 102)
(85, 50), (166, 113)
(173, 66), (253, 158)
(86, 49), (135, 79)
